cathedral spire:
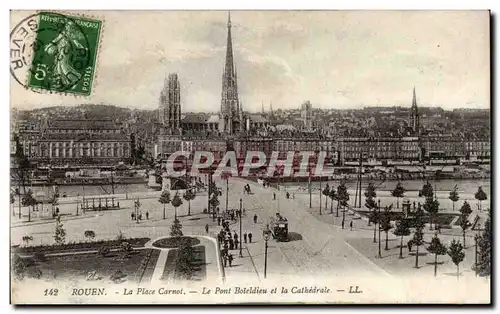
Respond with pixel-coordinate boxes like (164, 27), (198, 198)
(409, 86), (420, 135)
(412, 86), (417, 110)
(224, 11), (234, 78)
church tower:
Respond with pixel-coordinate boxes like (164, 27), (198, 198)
(409, 87), (420, 135)
(159, 73), (181, 133)
(219, 12), (242, 134)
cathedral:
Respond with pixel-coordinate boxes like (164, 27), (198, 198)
(159, 73), (181, 133)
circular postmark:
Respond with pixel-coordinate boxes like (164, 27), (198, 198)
(10, 12), (92, 94)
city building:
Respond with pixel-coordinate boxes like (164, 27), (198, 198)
(338, 136), (420, 165)
(33, 119), (131, 166)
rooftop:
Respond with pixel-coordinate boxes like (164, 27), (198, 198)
(49, 119), (122, 130)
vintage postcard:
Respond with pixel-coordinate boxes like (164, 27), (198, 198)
(9, 10), (491, 304)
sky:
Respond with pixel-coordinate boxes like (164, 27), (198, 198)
(10, 10), (490, 112)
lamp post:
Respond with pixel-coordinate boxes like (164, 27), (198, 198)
(263, 228), (271, 279)
(135, 199), (140, 224)
(474, 234), (478, 277)
(377, 199), (382, 258)
(239, 198), (243, 257)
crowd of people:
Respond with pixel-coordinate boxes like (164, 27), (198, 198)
(215, 208), (256, 268)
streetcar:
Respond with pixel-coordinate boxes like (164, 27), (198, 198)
(270, 213), (289, 242)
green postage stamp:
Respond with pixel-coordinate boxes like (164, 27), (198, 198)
(27, 12), (102, 95)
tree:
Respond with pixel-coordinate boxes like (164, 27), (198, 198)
(54, 217), (66, 245)
(158, 190), (171, 220)
(427, 233), (447, 277)
(476, 209), (491, 277)
(209, 193), (220, 213)
(322, 184), (330, 211)
(458, 201), (472, 248)
(183, 189), (196, 216)
(423, 196), (439, 230)
(447, 239), (465, 281)
(12, 133), (31, 220)
(84, 230), (96, 241)
(364, 182), (377, 226)
(175, 239), (196, 279)
(328, 188), (337, 214)
(393, 218), (411, 259)
(22, 235), (33, 246)
(419, 180), (434, 198)
(209, 182), (222, 196)
(369, 205), (380, 243)
(380, 205), (393, 251)
(10, 192), (15, 217)
(337, 180), (350, 228)
(412, 206), (425, 268)
(391, 182), (406, 209)
(474, 186), (487, 211)
(51, 193), (59, 218)
(170, 218), (183, 237)
(448, 186), (459, 211)
(171, 192), (183, 220)
(22, 190), (37, 222)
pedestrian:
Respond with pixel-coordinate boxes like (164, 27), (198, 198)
(286, 192), (290, 199)
(273, 192), (276, 200)
(229, 238), (234, 250)
(146, 211), (149, 220)
(248, 232), (253, 243)
(408, 240), (413, 252)
(341, 220), (345, 229)
(205, 224), (209, 234)
(131, 212), (135, 220)
(217, 207), (220, 215)
(244, 233), (248, 244)
(350, 221), (353, 231)
(253, 214), (258, 224)
(228, 254), (233, 267)
(234, 239), (238, 250)
(234, 232), (238, 243)
(217, 216), (221, 226)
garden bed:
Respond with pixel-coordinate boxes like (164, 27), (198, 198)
(152, 236), (200, 249)
(161, 245), (206, 282)
(12, 248), (158, 283)
(13, 238), (151, 254)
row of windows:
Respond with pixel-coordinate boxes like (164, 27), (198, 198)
(48, 129), (121, 134)
(38, 146), (130, 158)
